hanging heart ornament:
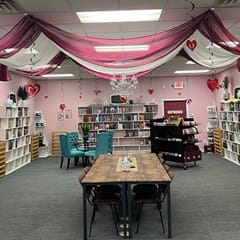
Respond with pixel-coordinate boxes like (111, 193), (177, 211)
(59, 104), (66, 111)
(24, 83), (40, 96)
(207, 78), (219, 92)
(186, 39), (197, 51)
(148, 88), (154, 95)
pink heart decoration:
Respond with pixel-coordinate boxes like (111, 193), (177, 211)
(207, 78), (219, 92)
(120, 95), (127, 103)
(25, 83), (40, 97)
(148, 88), (154, 95)
(59, 104), (66, 111)
(186, 39), (197, 51)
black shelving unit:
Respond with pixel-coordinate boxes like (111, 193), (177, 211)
(150, 118), (201, 169)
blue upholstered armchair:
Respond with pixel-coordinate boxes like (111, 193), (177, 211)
(84, 131), (113, 159)
(59, 134), (85, 169)
(66, 131), (80, 150)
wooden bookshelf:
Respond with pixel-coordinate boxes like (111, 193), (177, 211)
(30, 133), (39, 160)
(213, 128), (224, 156)
(0, 141), (6, 178)
(52, 132), (65, 156)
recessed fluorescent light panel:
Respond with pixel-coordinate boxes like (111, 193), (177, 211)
(175, 70), (210, 74)
(76, 9), (162, 23)
(186, 61), (196, 65)
(43, 73), (74, 78)
(95, 45), (149, 52)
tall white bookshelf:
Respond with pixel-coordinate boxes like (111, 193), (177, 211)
(0, 106), (31, 175)
(220, 101), (240, 166)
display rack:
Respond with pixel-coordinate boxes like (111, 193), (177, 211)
(206, 105), (219, 146)
(150, 117), (201, 169)
(220, 100), (240, 165)
(34, 111), (48, 157)
(78, 103), (158, 154)
(0, 106), (31, 175)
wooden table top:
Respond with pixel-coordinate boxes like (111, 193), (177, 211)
(81, 153), (172, 184)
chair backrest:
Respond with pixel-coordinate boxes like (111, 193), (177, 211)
(95, 131), (112, 155)
(66, 131), (79, 150)
(59, 134), (71, 157)
(106, 130), (114, 153)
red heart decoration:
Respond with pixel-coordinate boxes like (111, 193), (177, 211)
(93, 89), (101, 95)
(186, 39), (197, 51)
(120, 95), (127, 103)
(207, 78), (219, 92)
(25, 83), (40, 97)
(44, 95), (48, 99)
(59, 104), (65, 111)
(148, 88), (154, 95)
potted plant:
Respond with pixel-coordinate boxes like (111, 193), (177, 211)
(80, 123), (90, 142)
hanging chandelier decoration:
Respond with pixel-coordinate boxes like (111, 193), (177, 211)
(110, 73), (138, 96)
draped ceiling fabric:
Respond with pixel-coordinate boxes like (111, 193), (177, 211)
(0, 9), (240, 81)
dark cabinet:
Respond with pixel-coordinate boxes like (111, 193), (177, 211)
(150, 118), (201, 169)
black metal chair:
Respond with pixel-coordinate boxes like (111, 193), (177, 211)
(79, 172), (121, 237)
(133, 170), (174, 234)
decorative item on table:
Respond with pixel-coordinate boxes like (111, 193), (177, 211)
(121, 156), (131, 171)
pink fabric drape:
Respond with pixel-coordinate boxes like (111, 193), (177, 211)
(0, 64), (11, 81)
(17, 52), (66, 77)
(0, 16), (40, 58)
(0, 9), (240, 80)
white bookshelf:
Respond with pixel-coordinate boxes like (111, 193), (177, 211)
(0, 106), (31, 175)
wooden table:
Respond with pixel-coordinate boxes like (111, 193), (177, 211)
(81, 153), (172, 239)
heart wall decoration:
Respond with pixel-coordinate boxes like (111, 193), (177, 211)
(93, 89), (101, 95)
(148, 88), (154, 95)
(24, 83), (40, 97)
(186, 39), (197, 51)
(59, 104), (66, 111)
(207, 78), (219, 92)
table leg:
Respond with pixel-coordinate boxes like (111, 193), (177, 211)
(167, 183), (172, 238)
(122, 183), (127, 238)
(127, 182), (132, 238)
(83, 184), (88, 240)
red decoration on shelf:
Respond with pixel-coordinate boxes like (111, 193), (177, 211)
(93, 89), (101, 95)
(59, 104), (66, 111)
(207, 78), (219, 92)
(186, 39), (197, 51)
(44, 95), (48, 99)
(24, 83), (40, 96)
(148, 88), (154, 95)
(120, 95), (127, 103)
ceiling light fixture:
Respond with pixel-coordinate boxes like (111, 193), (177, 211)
(175, 70), (210, 74)
(76, 9), (162, 23)
(186, 61), (196, 64)
(110, 73), (138, 96)
(42, 73), (74, 78)
(95, 45), (149, 52)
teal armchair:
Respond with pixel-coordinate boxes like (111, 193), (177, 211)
(84, 131), (112, 159)
(66, 131), (81, 150)
(59, 134), (85, 169)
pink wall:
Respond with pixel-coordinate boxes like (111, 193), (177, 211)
(3, 66), (240, 154)
(0, 73), (35, 132)
(33, 74), (220, 153)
